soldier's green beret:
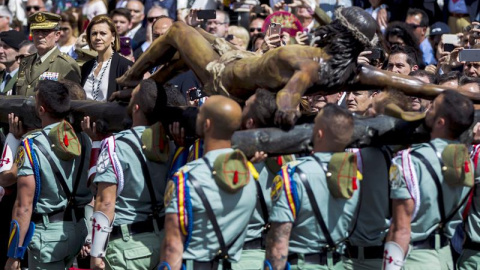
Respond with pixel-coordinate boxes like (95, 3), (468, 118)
(442, 144), (474, 187)
(48, 120), (81, 160)
(28, 12), (61, 30)
(213, 150), (251, 193)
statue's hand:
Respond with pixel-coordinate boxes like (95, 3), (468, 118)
(274, 109), (300, 130)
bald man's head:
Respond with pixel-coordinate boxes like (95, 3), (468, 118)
(196, 96), (242, 140)
(313, 104), (354, 151)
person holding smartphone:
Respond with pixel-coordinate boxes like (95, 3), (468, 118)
(81, 15), (133, 101)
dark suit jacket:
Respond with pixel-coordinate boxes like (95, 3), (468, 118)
(131, 27), (146, 51)
(81, 53), (133, 100)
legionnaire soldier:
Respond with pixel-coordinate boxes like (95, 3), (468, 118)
(266, 104), (361, 270)
(89, 79), (169, 270)
(16, 12), (81, 97)
(233, 88), (295, 270)
(342, 146), (393, 269)
(160, 95), (257, 270)
(5, 80), (90, 270)
(0, 30), (26, 95)
(384, 90), (474, 270)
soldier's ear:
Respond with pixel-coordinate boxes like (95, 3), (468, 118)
(245, 118), (255, 129)
(317, 128), (323, 140)
(204, 118), (211, 132)
(38, 105), (46, 116)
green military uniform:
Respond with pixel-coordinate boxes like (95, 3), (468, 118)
(165, 148), (257, 268)
(270, 153), (361, 270)
(390, 139), (471, 270)
(17, 122), (88, 269)
(457, 146), (480, 270)
(343, 147), (391, 270)
(232, 157), (293, 270)
(93, 126), (168, 270)
(16, 12), (81, 97)
(0, 69), (18, 95)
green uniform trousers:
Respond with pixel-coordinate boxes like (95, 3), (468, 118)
(231, 249), (265, 270)
(28, 218), (87, 270)
(404, 245), (453, 270)
(457, 248), (480, 270)
(104, 225), (164, 270)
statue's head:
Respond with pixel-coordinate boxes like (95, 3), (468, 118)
(334, 7), (378, 48)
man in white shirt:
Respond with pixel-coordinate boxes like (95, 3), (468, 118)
(126, 0), (146, 51)
(0, 6), (12, 33)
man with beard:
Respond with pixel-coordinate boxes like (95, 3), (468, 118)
(0, 30), (26, 95)
(16, 12), (81, 97)
(409, 70), (435, 112)
(384, 90), (474, 270)
(89, 79), (168, 270)
(205, 10), (229, 38)
(160, 95), (256, 270)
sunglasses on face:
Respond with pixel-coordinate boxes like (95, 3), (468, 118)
(407, 23), (423, 29)
(59, 27), (70, 32)
(147, 16), (161, 23)
(15, 54), (31, 61)
(250, 27), (262, 32)
(26, 5), (41, 11)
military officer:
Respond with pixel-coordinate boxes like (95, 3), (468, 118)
(5, 80), (89, 270)
(160, 95), (257, 270)
(16, 12), (81, 97)
(266, 104), (361, 270)
(233, 88), (293, 270)
(0, 30), (26, 95)
(89, 79), (169, 270)
(384, 90), (474, 270)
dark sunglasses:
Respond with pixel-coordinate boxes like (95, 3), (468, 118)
(407, 23), (423, 29)
(59, 27), (70, 32)
(250, 27), (262, 32)
(147, 16), (161, 23)
(26, 5), (41, 11)
(15, 54), (30, 61)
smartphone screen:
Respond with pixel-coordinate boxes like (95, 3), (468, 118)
(269, 23), (281, 36)
(442, 34), (459, 45)
(443, 43), (455, 53)
(197, 10), (216, 20)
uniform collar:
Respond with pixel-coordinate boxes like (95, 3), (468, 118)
(204, 148), (234, 160)
(38, 46), (57, 63)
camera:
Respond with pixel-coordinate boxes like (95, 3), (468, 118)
(188, 87), (207, 101)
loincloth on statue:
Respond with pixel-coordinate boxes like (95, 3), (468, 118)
(206, 38), (258, 97)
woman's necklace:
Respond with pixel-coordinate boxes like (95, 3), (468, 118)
(91, 53), (113, 100)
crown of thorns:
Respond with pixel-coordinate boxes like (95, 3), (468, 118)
(335, 7), (378, 47)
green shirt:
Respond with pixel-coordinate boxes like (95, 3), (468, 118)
(270, 153), (361, 254)
(93, 126), (168, 225)
(165, 148), (257, 262)
(18, 122), (88, 214)
(390, 138), (471, 242)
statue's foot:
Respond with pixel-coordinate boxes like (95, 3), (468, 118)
(274, 109), (300, 130)
(116, 72), (142, 88)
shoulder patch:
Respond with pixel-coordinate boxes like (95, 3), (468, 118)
(15, 146), (25, 168)
(164, 180), (175, 207)
(271, 175), (284, 202)
(96, 149), (110, 174)
(389, 163), (402, 189)
(286, 160), (304, 169)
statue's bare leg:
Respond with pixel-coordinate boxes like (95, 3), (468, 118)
(149, 54), (189, 83)
(117, 21), (220, 87)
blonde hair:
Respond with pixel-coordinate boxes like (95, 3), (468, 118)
(227, 26), (250, 50)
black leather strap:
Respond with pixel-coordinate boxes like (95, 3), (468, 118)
(295, 166), (335, 249)
(117, 130), (162, 217)
(254, 175), (269, 229)
(411, 149), (471, 229)
(189, 158), (230, 260)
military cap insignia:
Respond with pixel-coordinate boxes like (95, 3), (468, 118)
(164, 180), (175, 207)
(14, 147), (25, 168)
(96, 150), (110, 174)
(35, 13), (46, 23)
(271, 175), (284, 202)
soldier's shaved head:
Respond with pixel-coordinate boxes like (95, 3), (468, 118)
(196, 95), (242, 140)
(313, 104), (354, 151)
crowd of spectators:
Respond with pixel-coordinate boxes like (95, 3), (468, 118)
(0, 0), (479, 113)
